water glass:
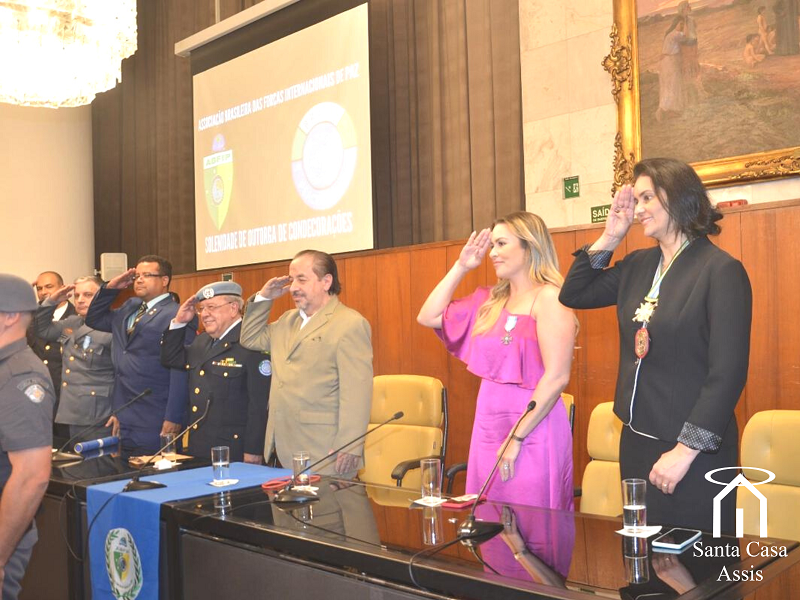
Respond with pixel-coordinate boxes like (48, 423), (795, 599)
(292, 451), (310, 487)
(159, 433), (176, 456)
(211, 445), (230, 481)
(622, 478), (647, 531)
(420, 458), (442, 500)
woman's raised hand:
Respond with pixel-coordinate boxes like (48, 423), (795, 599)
(457, 228), (492, 271)
(603, 184), (635, 242)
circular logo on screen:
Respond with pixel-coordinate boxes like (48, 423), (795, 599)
(291, 102), (357, 211)
(105, 528), (143, 600)
(211, 175), (225, 206)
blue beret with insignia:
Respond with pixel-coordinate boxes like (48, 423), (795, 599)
(195, 281), (243, 302)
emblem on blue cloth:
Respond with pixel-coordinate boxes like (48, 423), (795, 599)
(105, 528), (143, 599)
(258, 359), (272, 376)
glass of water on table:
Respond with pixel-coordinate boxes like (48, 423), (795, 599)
(211, 446), (230, 482)
(622, 478), (647, 532)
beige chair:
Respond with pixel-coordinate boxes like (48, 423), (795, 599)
(738, 410), (800, 541)
(579, 402), (624, 517)
(358, 375), (447, 490)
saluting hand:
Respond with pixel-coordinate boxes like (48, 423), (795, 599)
(259, 276), (292, 300)
(457, 228), (492, 271)
(48, 284), (75, 305)
(174, 297), (197, 324)
(107, 268), (137, 290)
(603, 184), (635, 242)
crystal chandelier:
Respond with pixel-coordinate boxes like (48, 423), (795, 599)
(0, 1), (137, 108)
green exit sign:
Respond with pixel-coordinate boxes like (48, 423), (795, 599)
(591, 204), (612, 223)
(563, 176), (580, 199)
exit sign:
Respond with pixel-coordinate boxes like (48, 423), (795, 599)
(563, 176), (580, 199)
(591, 204), (612, 223)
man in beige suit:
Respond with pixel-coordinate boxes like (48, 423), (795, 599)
(240, 250), (373, 477)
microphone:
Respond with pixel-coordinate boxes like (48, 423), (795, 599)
(52, 388), (152, 462)
(272, 410), (405, 507)
(122, 397), (212, 492)
(457, 401), (537, 546)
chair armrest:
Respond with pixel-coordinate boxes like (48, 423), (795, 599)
(444, 462), (467, 494)
(391, 455), (442, 487)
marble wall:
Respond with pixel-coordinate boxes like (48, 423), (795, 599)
(519, 0), (800, 228)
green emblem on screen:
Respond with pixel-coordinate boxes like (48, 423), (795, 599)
(105, 527), (143, 600)
(203, 148), (234, 230)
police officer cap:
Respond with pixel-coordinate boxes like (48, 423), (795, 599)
(0, 274), (38, 313)
(195, 281), (242, 302)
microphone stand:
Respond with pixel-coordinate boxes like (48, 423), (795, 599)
(122, 397), (212, 492)
(52, 388), (152, 462)
(272, 410), (405, 507)
(457, 401), (537, 547)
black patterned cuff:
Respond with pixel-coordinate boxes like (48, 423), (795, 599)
(678, 422), (722, 452)
(578, 244), (613, 270)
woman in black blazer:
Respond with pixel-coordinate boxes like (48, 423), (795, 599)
(559, 158), (752, 532)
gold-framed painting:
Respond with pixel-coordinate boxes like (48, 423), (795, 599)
(604, 0), (800, 192)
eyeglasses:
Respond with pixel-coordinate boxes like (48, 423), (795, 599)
(133, 272), (163, 280)
(196, 301), (235, 314)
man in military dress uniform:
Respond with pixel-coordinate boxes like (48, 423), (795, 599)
(161, 281), (269, 464)
(0, 274), (54, 599)
(34, 275), (114, 442)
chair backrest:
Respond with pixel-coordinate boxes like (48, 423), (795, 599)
(580, 402), (623, 517)
(359, 375), (446, 489)
(562, 392), (575, 432)
(738, 410), (800, 541)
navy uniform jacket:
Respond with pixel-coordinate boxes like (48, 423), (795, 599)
(160, 322), (270, 462)
(85, 286), (195, 453)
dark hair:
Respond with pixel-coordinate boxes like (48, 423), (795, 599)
(746, 33), (759, 43)
(136, 255), (172, 285)
(294, 250), (341, 295)
(633, 158), (722, 238)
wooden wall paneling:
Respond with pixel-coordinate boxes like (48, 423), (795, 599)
(741, 206), (800, 415)
(372, 252), (413, 375)
(408, 246), (450, 380)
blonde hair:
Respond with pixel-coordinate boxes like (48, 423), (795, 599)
(472, 212), (563, 336)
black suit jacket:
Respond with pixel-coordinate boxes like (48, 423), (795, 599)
(559, 237), (752, 447)
(161, 321), (270, 461)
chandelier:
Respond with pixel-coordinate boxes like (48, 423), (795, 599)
(0, 1), (137, 108)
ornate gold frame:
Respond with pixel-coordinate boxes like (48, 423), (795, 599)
(604, 0), (800, 194)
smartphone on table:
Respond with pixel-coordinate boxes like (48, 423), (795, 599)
(652, 527), (702, 552)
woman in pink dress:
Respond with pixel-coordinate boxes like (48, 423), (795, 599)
(417, 212), (575, 509)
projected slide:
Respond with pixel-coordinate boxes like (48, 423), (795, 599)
(193, 4), (372, 270)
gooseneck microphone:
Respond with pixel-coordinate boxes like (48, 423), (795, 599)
(52, 388), (152, 462)
(122, 397), (212, 492)
(271, 410), (405, 507)
(457, 401), (537, 546)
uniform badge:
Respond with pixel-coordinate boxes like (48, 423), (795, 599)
(203, 288), (215, 299)
(24, 384), (46, 404)
(258, 359), (272, 376)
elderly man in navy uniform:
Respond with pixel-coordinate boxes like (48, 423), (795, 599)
(85, 255), (195, 455)
(0, 274), (54, 599)
(161, 281), (269, 464)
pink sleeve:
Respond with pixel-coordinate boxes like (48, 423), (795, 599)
(435, 287), (491, 363)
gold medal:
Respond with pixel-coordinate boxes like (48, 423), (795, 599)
(634, 326), (650, 359)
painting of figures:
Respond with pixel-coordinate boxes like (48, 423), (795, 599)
(636, 0), (800, 165)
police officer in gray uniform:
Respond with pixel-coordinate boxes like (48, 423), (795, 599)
(161, 281), (270, 464)
(0, 274), (54, 599)
(34, 275), (114, 442)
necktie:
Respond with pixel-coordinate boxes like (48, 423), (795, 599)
(127, 302), (147, 336)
